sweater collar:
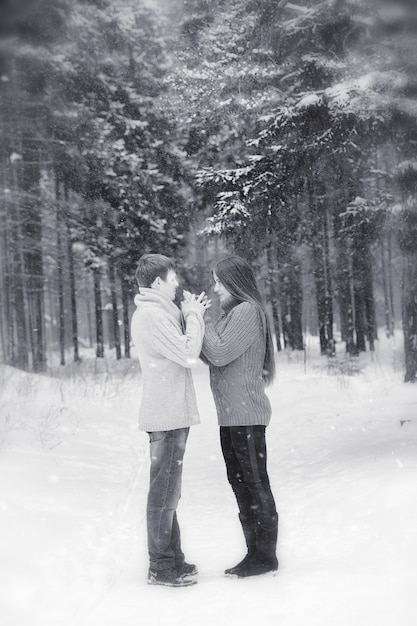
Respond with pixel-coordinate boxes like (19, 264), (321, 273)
(134, 288), (181, 321)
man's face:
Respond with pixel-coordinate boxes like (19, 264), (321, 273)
(156, 269), (179, 301)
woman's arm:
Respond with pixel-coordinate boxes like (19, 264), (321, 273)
(202, 302), (261, 367)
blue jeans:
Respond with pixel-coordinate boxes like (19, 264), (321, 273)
(147, 427), (189, 571)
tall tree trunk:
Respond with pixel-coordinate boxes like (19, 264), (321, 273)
(362, 253), (377, 350)
(64, 183), (80, 362)
(0, 232), (7, 362)
(266, 244), (282, 352)
(11, 221), (29, 368)
(353, 275), (366, 352)
(336, 237), (357, 355)
(308, 178), (334, 355)
(121, 277), (131, 358)
(9, 160), (29, 369)
(334, 162), (361, 355)
(5, 77), (29, 369)
(322, 206), (335, 355)
(381, 238), (394, 337)
(352, 240), (377, 352)
(108, 257), (122, 360)
(0, 170), (11, 362)
(278, 257), (304, 351)
(387, 227), (396, 332)
(93, 268), (104, 358)
(21, 138), (46, 372)
(376, 148), (395, 338)
(400, 203), (417, 383)
(402, 253), (417, 382)
(56, 178), (65, 366)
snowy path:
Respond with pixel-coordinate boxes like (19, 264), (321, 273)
(1, 342), (416, 626)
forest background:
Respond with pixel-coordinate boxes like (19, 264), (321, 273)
(1, 0), (417, 382)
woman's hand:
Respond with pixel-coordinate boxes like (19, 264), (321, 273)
(182, 291), (211, 317)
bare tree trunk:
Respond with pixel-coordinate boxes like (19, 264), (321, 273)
(21, 138), (46, 372)
(354, 278), (366, 352)
(56, 178), (65, 366)
(363, 254), (377, 350)
(93, 268), (104, 358)
(12, 221), (29, 368)
(304, 171), (335, 355)
(352, 239), (377, 352)
(381, 238), (394, 336)
(399, 202), (417, 382)
(308, 180), (335, 356)
(0, 170), (11, 362)
(121, 277), (131, 358)
(376, 148), (395, 338)
(5, 71), (29, 369)
(266, 244), (282, 351)
(108, 257), (122, 360)
(279, 257), (304, 351)
(322, 206), (334, 355)
(336, 237), (357, 355)
(10, 157), (29, 368)
(270, 291), (282, 352)
(402, 253), (417, 382)
(64, 183), (80, 362)
(0, 234), (7, 361)
(387, 227), (396, 331)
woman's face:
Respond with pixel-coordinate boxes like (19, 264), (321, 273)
(213, 271), (233, 306)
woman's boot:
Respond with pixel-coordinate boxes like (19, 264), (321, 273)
(224, 513), (257, 576)
(226, 513), (278, 578)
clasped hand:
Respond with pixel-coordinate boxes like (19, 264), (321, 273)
(181, 290), (211, 316)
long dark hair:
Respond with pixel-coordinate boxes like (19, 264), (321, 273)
(214, 255), (276, 385)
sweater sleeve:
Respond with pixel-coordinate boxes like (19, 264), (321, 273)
(202, 302), (260, 367)
(151, 310), (205, 368)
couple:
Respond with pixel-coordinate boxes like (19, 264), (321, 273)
(130, 253), (279, 587)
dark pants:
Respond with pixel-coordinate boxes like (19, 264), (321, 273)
(147, 428), (189, 571)
(220, 425), (278, 563)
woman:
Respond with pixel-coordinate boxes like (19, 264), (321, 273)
(201, 255), (278, 579)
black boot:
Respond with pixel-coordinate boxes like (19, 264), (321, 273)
(224, 513), (256, 576)
(225, 513), (278, 578)
(224, 553), (278, 578)
(255, 512), (278, 566)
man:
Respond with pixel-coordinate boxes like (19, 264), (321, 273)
(130, 253), (209, 587)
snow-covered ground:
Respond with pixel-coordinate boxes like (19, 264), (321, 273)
(1, 334), (416, 626)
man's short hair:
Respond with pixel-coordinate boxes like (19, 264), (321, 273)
(135, 254), (175, 288)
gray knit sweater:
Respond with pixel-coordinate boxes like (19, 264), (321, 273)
(201, 301), (272, 427)
(131, 288), (204, 432)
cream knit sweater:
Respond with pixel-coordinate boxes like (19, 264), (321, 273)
(130, 288), (204, 432)
(201, 301), (272, 427)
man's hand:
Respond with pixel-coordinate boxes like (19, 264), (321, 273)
(181, 291), (211, 317)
